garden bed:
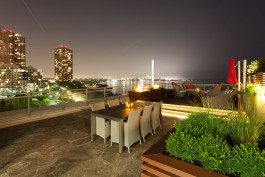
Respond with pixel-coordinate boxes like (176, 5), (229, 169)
(142, 108), (265, 177)
(141, 129), (227, 177)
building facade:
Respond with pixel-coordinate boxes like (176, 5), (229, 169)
(54, 45), (73, 81)
(0, 64), (43, 92)
(0, 29), (26, 67)
(26, 66), (43, 83)
(0, 64), (28, 91)
(14, 33), (26, 67)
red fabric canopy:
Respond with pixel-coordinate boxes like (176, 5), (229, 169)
(227, 58), (238, 84)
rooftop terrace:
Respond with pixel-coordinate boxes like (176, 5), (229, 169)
(1, 82), (265, 176)
(0, 111), (173, 176)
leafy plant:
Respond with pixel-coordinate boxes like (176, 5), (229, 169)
(247, 58), (265, 74)
(166, 129), (198, 163)
(175, 111), (231, 140)
(41, 98), (50, 105)
(245, 84), (257, 95)
(225, 143), (265, 177)
(166, 103), (265, 176)
(247, 60), (259, 74)
(195, 134), (231, 172)
(227, 108), (264, 145)
(166, 125), (231, 172)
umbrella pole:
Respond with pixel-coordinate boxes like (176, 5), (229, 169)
(238, 61), (241, 91)
(151, 59), (154, 86)
(243, 60), (247, 91)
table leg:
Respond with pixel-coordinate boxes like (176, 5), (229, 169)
(91, 114), (96, 141)
(119, 119), (124, 153)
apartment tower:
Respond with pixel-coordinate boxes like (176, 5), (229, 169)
(54, 45), (73, 81)
(0, 29), (26, 67)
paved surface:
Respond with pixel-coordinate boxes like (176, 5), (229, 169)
(0, 110), (174, 177)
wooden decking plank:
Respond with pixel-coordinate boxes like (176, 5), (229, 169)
(141, 162), (179, 177)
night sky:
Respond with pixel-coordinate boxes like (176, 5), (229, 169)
(1, 0), (265, 79)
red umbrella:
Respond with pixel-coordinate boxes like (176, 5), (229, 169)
(227, 58), (238, 84)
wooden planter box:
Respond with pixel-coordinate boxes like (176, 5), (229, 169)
(141, 130), (227, 177)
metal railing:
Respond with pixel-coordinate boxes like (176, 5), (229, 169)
(159, 82), (232, 91)
(0, 82), (232, 117)
(0, 85), (133, 116)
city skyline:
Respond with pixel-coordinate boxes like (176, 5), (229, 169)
(1, 0), (265, 79)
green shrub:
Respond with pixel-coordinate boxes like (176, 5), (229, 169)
(166, 132), (231, 172)
(225, 143), (265, 177)
(196, 134), (231, 172)
(166, 130), (198, 163)
(166, 109), (265, 176)
(245, 84), (257, 95)
(41, 98), (50, 105)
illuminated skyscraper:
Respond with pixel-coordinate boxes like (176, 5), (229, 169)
(0, 29), (26, 67)
(0, 28), (42, 92)
(14, 33), (26, 67)
(54, 45), (73, 81)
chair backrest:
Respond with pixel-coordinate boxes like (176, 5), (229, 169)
(90, 102), (105, 111)
(121, 96), (130, 104)
(172, 82), (179, 92)
(107, 99), (120, 107)
(172, 82), (185, 92)
(152, 102), (162, 123)
(141, 104), (153, 123)
(208, 84), (223, 96)
(127, 109), (142, 129)
(204, 90), (237, 109)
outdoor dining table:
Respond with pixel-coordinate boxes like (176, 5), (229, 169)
(90, 100), (154, 153)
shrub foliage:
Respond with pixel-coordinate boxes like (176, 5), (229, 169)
(166, 110), (265, 177)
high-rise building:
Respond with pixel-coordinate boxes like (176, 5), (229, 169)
(0, 64), (43, 92)
(0, 28), (44, 92)
(26, 66), (43, 83)
(0, 64), (28, 91)
(0, 29), (26, 67)
(14, 33), (26, 67)
(54, 45), (73, 81)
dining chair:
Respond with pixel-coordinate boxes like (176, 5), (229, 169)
(120, 96), (130, 104)
(90, 102), (110, 143)
(107, 98), (120, 147)
(206, 83), (223, 96)
(140, 104), (153, 142)
(151, 102), (162, 134)
(111, 109), (142, 153)
(107, 99), (120, 107)
(172, 82), (186, 97)
(124, 109), (142, 153)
